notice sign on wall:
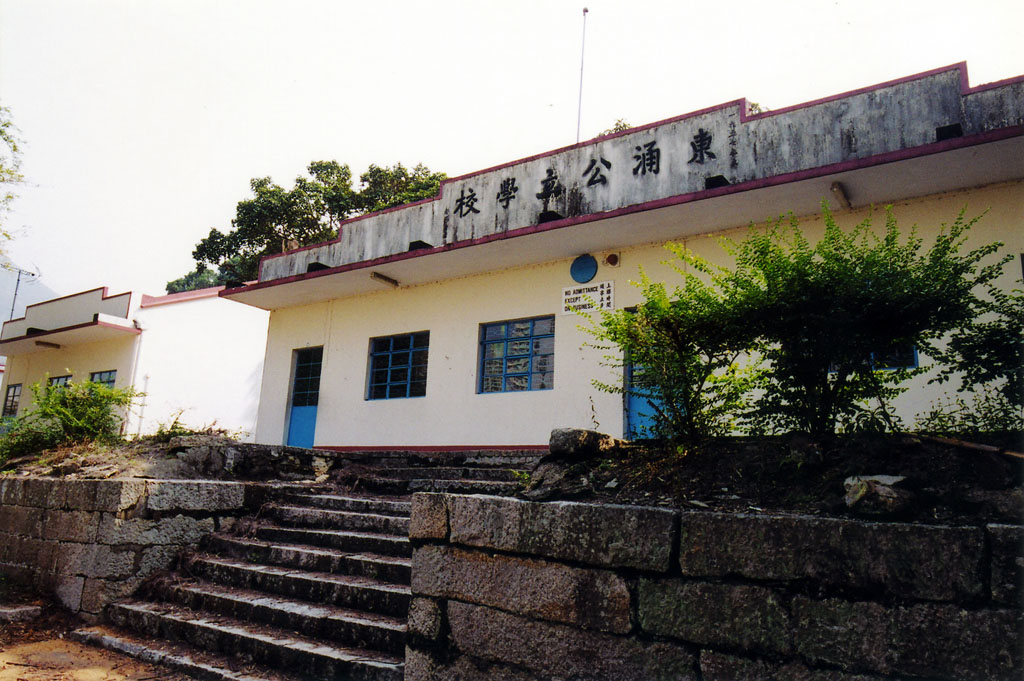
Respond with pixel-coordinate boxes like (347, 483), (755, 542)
(562, 281), (614, 315)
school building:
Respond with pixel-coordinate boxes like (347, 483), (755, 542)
(0, 286), (269, 439)
(222, 62), (1022, 450)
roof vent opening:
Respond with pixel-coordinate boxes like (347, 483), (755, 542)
(935, 123), (963, 142)
(306, 262), (329, 273)
(705, 175), (731, 190)
(408, 240), (433, 252)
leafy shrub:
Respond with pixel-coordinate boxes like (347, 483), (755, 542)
(587, 203), (1010, 442)
(585, 247), (759, 444)
(0, 380), (137, 461)
(727, 205), (1005, 437)
(931, 282), (1024, 409)
(916, 385), (1024, 446)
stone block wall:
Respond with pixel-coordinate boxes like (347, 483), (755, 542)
(0, 477), (259, 618)
(408, 493), (1023, 681)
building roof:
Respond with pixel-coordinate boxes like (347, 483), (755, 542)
(0, 285), (230, 355)
(223, 62), (1024, 311)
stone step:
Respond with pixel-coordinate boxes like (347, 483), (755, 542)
(106, 601), (403, 681)
(160, 580), (406, 656)
(266, 505), (410, 535)
(256, 526), (411, 558)
(205, 535), (411, 583)
(372, 467), (522, 481)
(188, 556), (411, 618)
(407, 478), (521, 495)
(283, 493), (411, 517)
(72, 625), (306, 681)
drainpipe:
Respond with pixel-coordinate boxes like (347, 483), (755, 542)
(126, 316), (146, 437)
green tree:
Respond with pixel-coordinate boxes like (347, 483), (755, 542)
(585, 246), (759, 444)
(189, 160), (356, 285)
(932, 280), (1024, 408)
(165, 267), (223, 294)
(0, 104), (24, 240)
(170, 160), (445, 291)
(356, 163), (446, 214)
(729, 205), (1006, 436)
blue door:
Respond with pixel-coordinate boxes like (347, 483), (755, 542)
(624, 362), (662, 440)
(287, 347), (323, 448)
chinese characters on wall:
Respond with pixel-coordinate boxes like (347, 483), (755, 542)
(450, 127), (722, 220)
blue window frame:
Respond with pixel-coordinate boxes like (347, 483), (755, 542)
(479, 316), (554, 393)
(48, 375), (72, 387)
(291, 347), (323, 408)
(90, 370), (117, 387)
(3, 384), (21, 418)
(828, 345), (919, 373)
(368, 331), (429, 400)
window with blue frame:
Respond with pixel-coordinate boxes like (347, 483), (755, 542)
(828, 345), (919, 373)
(479, 316), (554, 393)
(3, 384), (21, 418)
(367, 331), (429, 399)
(291, 347), (323, 407)
(48, 375), (72, 387)
(90, 370), (117, 387)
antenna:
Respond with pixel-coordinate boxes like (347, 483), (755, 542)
(576, 7), (589, 144)
(4, 265), (39, 320)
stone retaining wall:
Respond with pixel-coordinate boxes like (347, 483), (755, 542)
(0, 477), (261, 617)
(408, 493), (1023, 681)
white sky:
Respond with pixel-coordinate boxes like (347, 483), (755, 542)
(0, 0), (1021, 297)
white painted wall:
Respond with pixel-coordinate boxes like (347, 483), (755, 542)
(1, 288), (134, 340)
(255, 180), (1022, 448)
(0, 291), (270, 441)
(1, 335), (138, 417)
(130, 295), (269, 440)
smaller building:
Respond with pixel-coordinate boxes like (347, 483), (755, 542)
(0, 286), (269, 440)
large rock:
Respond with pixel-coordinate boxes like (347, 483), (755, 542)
(793, 597), (1022, 680)
(639, 579), (791, 655)
(547, 428), (624, 461)
(446, 494), (676, 571)
(447, 601), (696, 681)
(677, 512), (985, 602)
(413, 544), (632, 633)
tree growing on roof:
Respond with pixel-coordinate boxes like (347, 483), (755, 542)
(0, 104), (24, 240)
(168, 160), (446, 291)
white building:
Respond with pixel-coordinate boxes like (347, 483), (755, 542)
(223, 63), (1023, 449)
(0, 286), (269, 440)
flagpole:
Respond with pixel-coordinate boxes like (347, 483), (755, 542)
(576, 7), (589, 143)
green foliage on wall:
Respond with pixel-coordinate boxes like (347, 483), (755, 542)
(0, 380), (138, 463)
(168, 161), (446, 291)
(587, 203), (1013, 442)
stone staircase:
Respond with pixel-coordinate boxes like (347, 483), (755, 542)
(72, 450), (541, 681)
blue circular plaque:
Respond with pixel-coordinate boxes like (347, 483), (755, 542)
(570, 254), (598, 283)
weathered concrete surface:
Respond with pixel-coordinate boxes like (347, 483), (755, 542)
(442, 493), (676, 571)
(677, 511), (986, 601)
(413, 544), (631, 632)
(260, 65), (1024, 282)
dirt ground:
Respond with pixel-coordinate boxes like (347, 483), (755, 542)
(0, 591), (189, 681)
(571, 432), (1024, 525)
